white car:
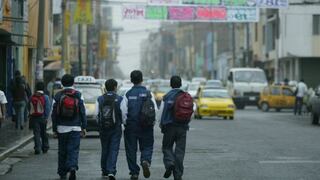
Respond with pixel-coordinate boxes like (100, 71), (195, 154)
(187, 82), (201, 98)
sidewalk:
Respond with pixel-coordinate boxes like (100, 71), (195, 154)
(0, 118), (37, 161)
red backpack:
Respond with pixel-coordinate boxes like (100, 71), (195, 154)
(58, 90), (79, 118)
(174, 92), (194, 123)
(30, 93), (45, 117)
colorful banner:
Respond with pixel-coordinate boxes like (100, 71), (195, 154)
(168, 6), (195, 20)
(74, 0), (93, 24)
(227, 7), (259, 22)
(147, 0), (288, 8)
(123, 5), (258, 22)
(146, 6), (168, 20)
(122, 5), (145, 19)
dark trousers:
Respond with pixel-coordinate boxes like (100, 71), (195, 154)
(162, 124), (187, 179)
(294, 97), (303, 115)
(57, 131), (81, 176)
(32, 118), (49, 152)
(124, 126), (154, 175)
(100, 128), (122, 175)
(13, 101), (26, 129)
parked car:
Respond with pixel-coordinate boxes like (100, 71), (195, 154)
(187, 82), (201, 98)
(259, 85), (296, 112)
(310, 86), (320, 125)
(206, 79), (223, 88)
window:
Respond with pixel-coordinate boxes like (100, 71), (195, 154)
(313, 15), (320, 35)
(271, 87), (281, 95)
(283, 88), (293, 96)
(255, 23), (258, 42)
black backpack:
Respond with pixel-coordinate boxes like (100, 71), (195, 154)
(140, 91), (156, 127)
(99, 94), (117, 129)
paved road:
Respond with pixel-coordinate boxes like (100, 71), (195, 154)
(1, 108), (320, 180)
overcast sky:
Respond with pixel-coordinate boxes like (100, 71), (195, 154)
(112, 1), (160, 78)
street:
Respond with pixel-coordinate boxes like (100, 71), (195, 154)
(1, 108), (320, 180)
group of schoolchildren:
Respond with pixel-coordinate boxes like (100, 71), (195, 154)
(27, 70), (194, 180)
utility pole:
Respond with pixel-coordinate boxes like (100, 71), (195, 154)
(61, 0), (66, 73)
(35, 0), (45, 81)
(232, 23), (236, 68)
(246, 23), (250, 67)
(78, 24), (82, 75)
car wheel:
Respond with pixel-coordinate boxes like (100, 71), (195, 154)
(276, 108), (281, 112)
(311, 113), (319, 125)
(261, 102), (269, 112)
(229, 116), (234, 120)
(236, 103), (245, 110)
(223, 117), (227, 120)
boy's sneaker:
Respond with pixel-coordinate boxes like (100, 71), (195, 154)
(163, 165), (174, 178)
(130, 174), (139, 180)
(101, 172), (108, 178)
(69, 170), (76, 180)
(34, 150), (40, 155)
(141, 161), (151, 178)
(60, 175), (67, 180)
(108, 174), (116, 180)
(42, 149), (48, 154)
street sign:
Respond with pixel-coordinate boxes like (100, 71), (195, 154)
(74, 0), (93, 24)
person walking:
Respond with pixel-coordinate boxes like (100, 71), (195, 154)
(159, 76), (194, 180)
(0, 90), (8, 128)
(120, 70), (157, 180)
(10, 71), (29, 130)
(47, 77), (55, 101)
(51, 74), (87, 180)
(294, 79), (308, 115)
(97, 79), (123, 180)
(28, 82), (51, 154)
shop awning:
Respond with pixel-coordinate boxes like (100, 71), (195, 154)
(44, 61), (61, 71)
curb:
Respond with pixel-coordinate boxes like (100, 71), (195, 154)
(0, 124), (52, 161)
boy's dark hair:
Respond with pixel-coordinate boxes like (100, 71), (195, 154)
(170, 76), (182, 88)
(61, 74), (74, 87)
(35, 82), (45, 91)
(130, 70), (143, 85)
(105, 79), (118, 92)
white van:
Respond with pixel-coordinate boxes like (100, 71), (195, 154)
(227, 68), (268, 109)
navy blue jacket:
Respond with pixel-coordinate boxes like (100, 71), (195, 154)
(121, 85), (156, 128)
(160, 89), (189, 129)
(51, 88), (87, 132)
(97, 92), (123, 130)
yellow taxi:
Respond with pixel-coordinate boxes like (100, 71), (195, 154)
(154, 86), (171, 107)
(74, 76), (104, 131)
(195, 88), (235, 120)
(259, 85), (295, 112)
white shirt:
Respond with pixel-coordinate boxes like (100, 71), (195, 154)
(0, 91), (8, 104)
(52, 86), (84, 133)
(296, 82), (308, 98)
(120, 90), (158, 125)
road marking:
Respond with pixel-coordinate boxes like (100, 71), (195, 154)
(259, 160), (320, 164)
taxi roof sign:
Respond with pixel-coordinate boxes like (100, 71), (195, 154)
(75, 76), (97, 84)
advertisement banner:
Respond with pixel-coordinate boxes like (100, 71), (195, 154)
(258, 0), (288, 8)
(122, 5), (145, 19)
(196, 7), (227, 20)
(74, 0), (93, 24)
(146, 6), (168, 20)
(227, 7), (259, 22)
(168, 6), (194, 20)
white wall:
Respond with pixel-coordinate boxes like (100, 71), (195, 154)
(279, 5), (320, 58)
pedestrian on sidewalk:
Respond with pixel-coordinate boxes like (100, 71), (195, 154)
(97, 79), (123, 180)
(120, 70), (157, 180)
(51, 74), (87, 180)
(159, 76), (194, 180)
(10, 70), (29, 130)
(28, 82), (51, 155)
(294, 79), (308, 115)
(0, 90), (8, 128)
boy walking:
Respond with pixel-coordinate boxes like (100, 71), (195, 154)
(120, 70), (157, 180)
(29, 82), (51, 154)
(0, 90), (7, 128)
(97, 79), (123, 180)
(52, 74), (87, 180)
(159, 76), (193, 180)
